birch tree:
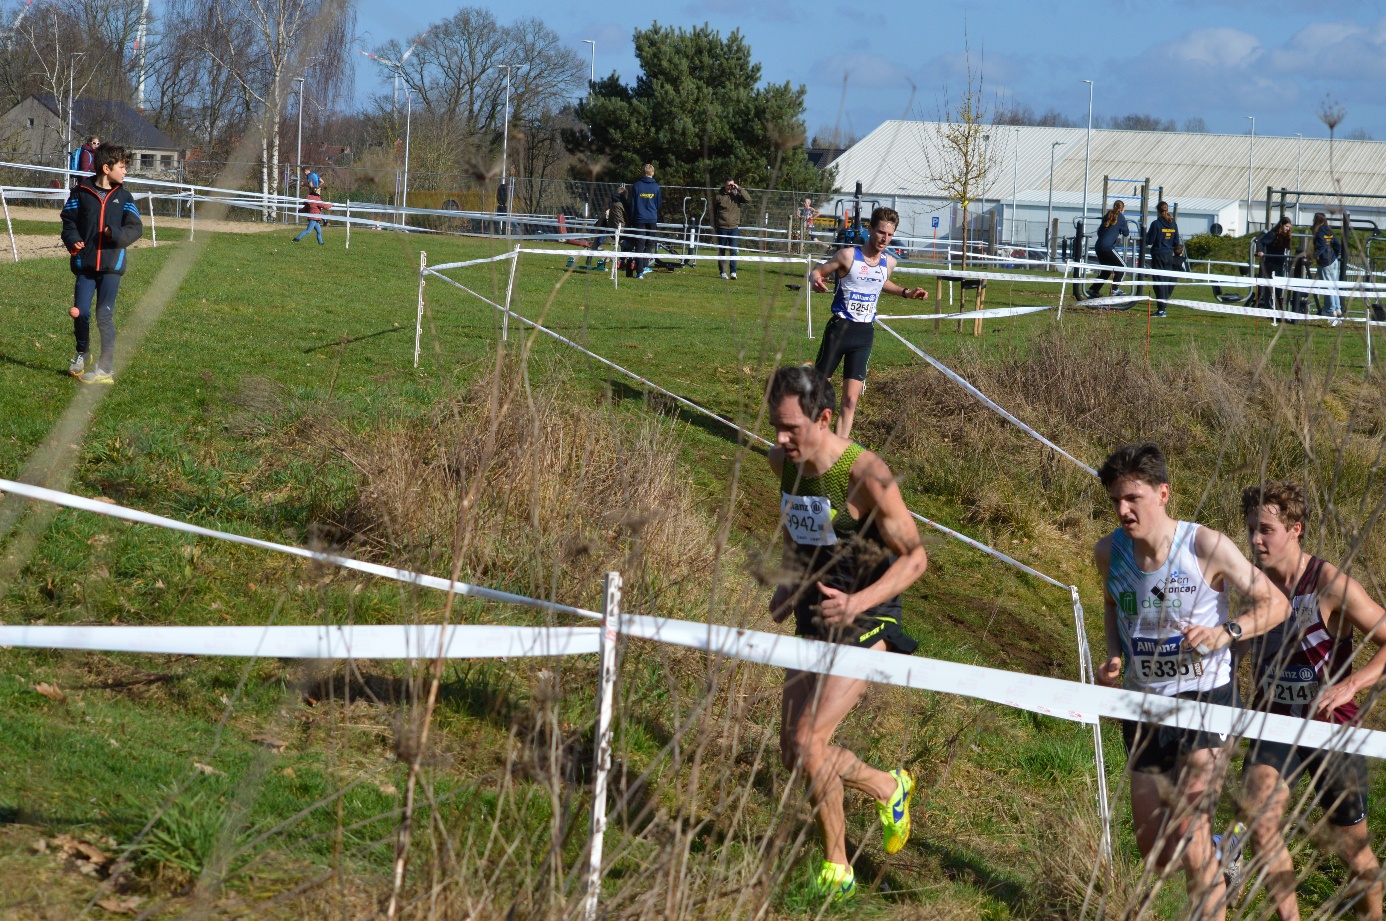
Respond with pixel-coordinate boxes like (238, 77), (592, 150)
(193, 0), (351, 216)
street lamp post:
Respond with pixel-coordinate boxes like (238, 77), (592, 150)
(1246, 115), (1255, 234)
(1081, 79), (1093, 238)
(582, 39), (595, 85)
(66, 51), (85, 160)
(1047, 140), (1062, 265)
(401, 91), (412, 228)
(497, 64), (513, 227)
(1295, 132), (1303, 224)
(1010, 126), (1018, 245)
(294, 75), (305, 223)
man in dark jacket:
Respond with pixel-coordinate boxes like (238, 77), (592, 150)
(711, 178), (752, 279)
(586, 185), (627, 268)
(1144, 201), (1182, 318)
(631, 163), (662, 278)
(60, 143), (142, 384)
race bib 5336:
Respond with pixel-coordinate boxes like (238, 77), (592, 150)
(1130, 635), (1204, 684)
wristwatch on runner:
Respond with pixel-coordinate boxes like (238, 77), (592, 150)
(1223, 620), (1243, 641)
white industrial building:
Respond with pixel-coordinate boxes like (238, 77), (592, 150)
(828, 121), (1386, 247)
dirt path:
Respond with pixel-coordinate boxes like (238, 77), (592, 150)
(3, 204), (286, 236)
(2, 235), (163, 262)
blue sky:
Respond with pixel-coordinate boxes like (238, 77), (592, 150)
(354, 0), (1386, 140)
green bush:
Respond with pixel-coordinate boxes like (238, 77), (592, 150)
(1184, 231), (1255, 264)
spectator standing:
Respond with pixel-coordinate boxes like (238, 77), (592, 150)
(496, 175), (510, 236)
(302, 165), (321, 193)
(631, 163), (662, 278)
(1145, 201), (1182, 318)
(293, 189), (332, 245)
(1256, 217), (1295, 311)
(1311, 212), (1344, 319)
(586, 185), (627, 268)
(60, 143), (142, 385)
(1088, 199), (1130, 298)
(77, 136), (100, 175)
(798, 197), (820, 253)
(711, 178), (751, 279)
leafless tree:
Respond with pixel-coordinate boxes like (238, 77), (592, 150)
(371, 8), (583, 136)
(920, 37), (998, 269)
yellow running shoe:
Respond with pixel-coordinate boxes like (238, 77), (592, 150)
(811, 860), (856, 902)
(878, 768), (913, 854)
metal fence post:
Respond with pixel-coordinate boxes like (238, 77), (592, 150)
(414, 251), (427, 368)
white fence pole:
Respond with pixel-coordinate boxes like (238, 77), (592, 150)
(147, 194), (157, 246)
(611, 226), (621, 290)
(502, 244), (520, 342)
(414, 251), (427, 368)
(1057, 264), (1071, 320)
(189, 191), (195, 242)
(804, 255), (813, 339)
(585, 571), (622, 921)
(345, 200), (351, 250)
(1, 188), (17, 263)
(1071, 586), (1112, 862)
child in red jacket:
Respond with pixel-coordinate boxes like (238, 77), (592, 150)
(293, 190), (332, 245)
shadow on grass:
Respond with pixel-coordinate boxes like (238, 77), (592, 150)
(300, 325), (408, 354)
(607, 378), (769, 454)
(0, 351), (70, 377)
(917, 838), (1028, 910)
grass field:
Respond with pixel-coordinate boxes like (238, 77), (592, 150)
(1, 218), (1383, 919)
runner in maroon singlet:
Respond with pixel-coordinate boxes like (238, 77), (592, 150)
(1241, 481), (1386, 921)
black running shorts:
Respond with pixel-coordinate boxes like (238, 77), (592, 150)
(1122, 681), (1239, 774)
(1245, 739), (1369, 827)
(794, 597), (917, 654)
(814, 316), (875, 383)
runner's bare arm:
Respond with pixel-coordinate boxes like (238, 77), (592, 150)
(880, 256), (928, 300)
(816, 453), (926, 623)
(808, 248), (852, 293)
(1182, 527), (1290, 652)
(1094, 535), (1122, 687)
(1315, 563), (1386, 715)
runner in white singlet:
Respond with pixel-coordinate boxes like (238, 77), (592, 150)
(808, 207), (927, 439)
(1239, 481), (1386, 921)
(1094, 443), (1289, 921)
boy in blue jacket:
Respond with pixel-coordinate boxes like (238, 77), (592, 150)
(61, 143), (142, 385)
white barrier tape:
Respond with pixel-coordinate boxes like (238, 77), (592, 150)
(0, 479), (600, 621)
(893, 264), (1068, 285)
(0, 624), (600, 659)
(876, 304), (1053, 322)
(615, 612), (1386, 758)
(518, 246), (804, 266)
(427, 251), (518, 272)
(876, 321), (1098, 478)
(1165, 297), (1386, 327)
(1075, 295), (1148, 309)
(1065, 259), (1386, 295)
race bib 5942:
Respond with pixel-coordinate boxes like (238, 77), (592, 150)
(781, 493), (836, 546)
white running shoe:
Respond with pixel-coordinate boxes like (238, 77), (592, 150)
(68, 352), (90, 376)
(730, 272), (737, 279)
(719, 272), (728, 279)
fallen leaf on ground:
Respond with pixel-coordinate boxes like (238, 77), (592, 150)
(379, 783), (398, 796)
(92, 497), (116, 505)
(34, 683), (66, 702)
(280, 767), (295, 778)
(96, 896), (144, 914)
(251, 734), (288, 752)
(192, 761), (224, 776)
(31, 839), (47, 854)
